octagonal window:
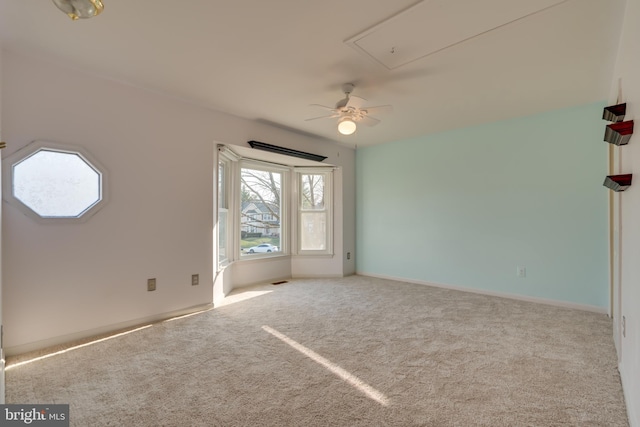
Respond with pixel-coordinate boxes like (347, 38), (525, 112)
(3, 141), (107, 222)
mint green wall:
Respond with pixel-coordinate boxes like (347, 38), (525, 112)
(356, 102), (609, 308)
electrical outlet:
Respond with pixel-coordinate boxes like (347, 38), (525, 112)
(622, 315), (626, 338)
(147, 278), (156, 291)
(192, 274), (199, 286)
(347, 252), (351, 260)
(517, 266), (526, 278)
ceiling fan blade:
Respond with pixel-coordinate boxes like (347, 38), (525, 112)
(346, 95), (366, 109)
(359, 115), (380, 127)
(363, 105), (393, 115)
(309, 104), (337, 112)
(305, 114), (339, 122)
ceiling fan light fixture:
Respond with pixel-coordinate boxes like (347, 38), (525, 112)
(52, 0), (104, 20)
(338, 117), (357, 135)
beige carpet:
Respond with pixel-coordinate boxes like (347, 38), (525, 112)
(6, 276), (629, 426)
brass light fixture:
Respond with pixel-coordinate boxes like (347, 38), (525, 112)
(52, 0), (104, 20)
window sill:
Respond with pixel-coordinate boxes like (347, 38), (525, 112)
(238, 253), (291, 263)
(292, 253), (335, 259)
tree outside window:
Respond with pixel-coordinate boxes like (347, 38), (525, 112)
(299, 172), (330, 252)
(240, 166), (282, 255)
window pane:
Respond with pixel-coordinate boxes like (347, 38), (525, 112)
(298, 171), (329, 253)
(301, 174), (325, 210)
(300, 212), (326, 250)
(241, 167), (281, 255)
(13, 149), (101, 217)
(218, 160), (227, 209)
(218, 158), (230, 266)
(218, 209), (228, 263)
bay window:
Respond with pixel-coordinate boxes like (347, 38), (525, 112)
(215, 145), (334, 269)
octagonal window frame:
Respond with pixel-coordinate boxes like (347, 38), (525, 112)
(2, 140), (108, 224)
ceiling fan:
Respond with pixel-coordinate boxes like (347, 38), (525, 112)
(306, 83), (392, 135)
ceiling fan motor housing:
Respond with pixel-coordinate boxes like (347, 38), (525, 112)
(335, 83), (356, 109)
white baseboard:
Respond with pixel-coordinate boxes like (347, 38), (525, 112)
(5, 303), (214, 357)
(231, 274), (347, 291)
(291, 273), (346, 279)
(357, 272), (607, 314)
(619, 362), (638, 427)
(231, 276), (292, 291)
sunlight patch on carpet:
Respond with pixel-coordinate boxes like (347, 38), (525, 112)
(262, 325), (390, 406)
(218, 290), (273, 307)
(162, 307), (213, 323)
(6, 325), (153, 371)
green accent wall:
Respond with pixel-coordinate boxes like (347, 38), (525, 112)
(356, 102), (609, 308)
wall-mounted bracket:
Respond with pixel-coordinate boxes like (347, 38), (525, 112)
(602, 103), (626, 122)
(603, 174), (632, 192)
(604, 121), (634, 146)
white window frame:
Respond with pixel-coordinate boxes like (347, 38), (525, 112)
(216, 149), (230, 269)
(294, 167), (333, 256)
(216, 146), (239, 270)
(239, 159), (289, 258)
(2, 140), (108, 224)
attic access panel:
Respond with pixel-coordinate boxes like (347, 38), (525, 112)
(345, 0), (568, 70)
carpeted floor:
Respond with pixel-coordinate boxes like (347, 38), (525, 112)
(6, 276), (629, 426)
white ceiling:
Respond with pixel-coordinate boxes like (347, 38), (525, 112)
(0, 0), (627, 148)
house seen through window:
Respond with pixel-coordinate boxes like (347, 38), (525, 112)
(240, 164), (283, 256)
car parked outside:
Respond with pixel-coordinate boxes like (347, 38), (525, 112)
(246, 243), (278, 253)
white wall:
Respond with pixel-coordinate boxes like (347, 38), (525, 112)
(609, 0), (640, 424)
(1, 49), (355, 355)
